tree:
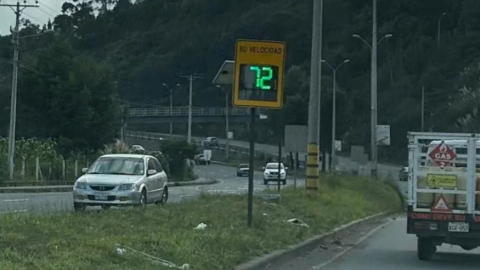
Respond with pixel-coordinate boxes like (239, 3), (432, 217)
(18, 41), (122, 155)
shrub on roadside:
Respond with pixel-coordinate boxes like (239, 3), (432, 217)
(160, 140), (197, 180)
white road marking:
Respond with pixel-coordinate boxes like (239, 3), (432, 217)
(2, 199), (30, 202)
(313, 218), (393, 269)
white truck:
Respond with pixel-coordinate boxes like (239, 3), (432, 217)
(407, 132), (480, 260)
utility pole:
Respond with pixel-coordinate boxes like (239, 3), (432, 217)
(421, 87), (425, 132)
(306, 0), (323, 194)
(162, 83), (180, 138)
(321, 59), (350, 167)
(180, 74), (203, 144)
(1, 1), (39, 180)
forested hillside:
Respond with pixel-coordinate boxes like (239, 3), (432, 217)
(1, 0), (480, 160)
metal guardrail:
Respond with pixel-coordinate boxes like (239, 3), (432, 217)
(127, 107), (265, 117)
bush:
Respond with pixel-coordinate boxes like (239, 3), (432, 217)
(160, 140), (197, 180)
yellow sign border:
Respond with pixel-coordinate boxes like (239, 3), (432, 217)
(233, 39), (286, 109)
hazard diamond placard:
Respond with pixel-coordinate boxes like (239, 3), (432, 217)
(428, 141), (457, 167)
(431, 194), (452, 212)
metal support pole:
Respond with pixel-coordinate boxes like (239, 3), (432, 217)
(331, 69), (336, 163)
(188, 75), (193, 144)
(294, 152), (298, 189)
(371, 0), (378, 177)
(306, 0), (323, 194)
(277, 137), (282, 193)
(247, 108), (256, 227)
(421, 87), (425, 132)
(225, 90), (230, 159)
(170, 88), (173, 138)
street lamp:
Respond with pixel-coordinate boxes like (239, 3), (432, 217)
(437, 12), (447, 47)
(352, 28), (392, 177)
(162, 83), (180, 138)
(321, 59), (350, 168)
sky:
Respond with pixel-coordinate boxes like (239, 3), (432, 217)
(0, 0), (62, 36)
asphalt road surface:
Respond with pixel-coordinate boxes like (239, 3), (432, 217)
(275, 216), (480, 270)
(0, 164), (303, 214)
(322, 217), (480, 270)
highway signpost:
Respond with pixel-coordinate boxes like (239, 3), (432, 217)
(234, 39), (286, 227)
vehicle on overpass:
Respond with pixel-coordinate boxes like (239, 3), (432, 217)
(237, 164), (249, 177)
(72, 154), (168, 211)
(203, 137), (219, 147)
(262, 162), (287, 185)
(407, 133), (480, 260)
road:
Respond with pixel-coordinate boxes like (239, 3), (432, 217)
(0, 164), (303, 214)
(274, 216), (480, 270)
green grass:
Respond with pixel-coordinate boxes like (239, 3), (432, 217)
(0, 176), (403, 270)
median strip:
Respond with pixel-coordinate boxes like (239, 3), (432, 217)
(0, 174), (402, 270)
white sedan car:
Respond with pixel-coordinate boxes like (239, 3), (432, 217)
(263, 162), (288, 185)
(72, 154), (168, 211)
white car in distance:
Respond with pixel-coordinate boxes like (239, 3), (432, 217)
(73, 154), (168, 211)
(263, 162), (288, 185)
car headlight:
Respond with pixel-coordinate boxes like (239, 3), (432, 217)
(118, 184), (137, 191)
(75, 182), (87, 189)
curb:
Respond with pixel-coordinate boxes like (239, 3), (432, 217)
(235, 211), (389, 270)
(168, 179), (220, 187)
(0, 186), (73, 193)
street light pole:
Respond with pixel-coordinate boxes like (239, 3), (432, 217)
(180, 74), (203, 144)
(216, 85), (230, 159)
(162, 83), (180, 138)
(353, 33), (392, 177)
(437, 12), (447, 48)
(321, 59), (350, 168)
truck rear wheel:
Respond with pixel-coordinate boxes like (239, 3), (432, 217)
(417, 237), (436, 261)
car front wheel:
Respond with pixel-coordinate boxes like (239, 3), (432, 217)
(134, 189), (147, 208)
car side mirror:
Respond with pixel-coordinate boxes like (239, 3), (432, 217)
(285, 167), (289, 170)
(82, 168), (88, 174)
(147, 169), (157, 176)
(262, 167), (265, 170)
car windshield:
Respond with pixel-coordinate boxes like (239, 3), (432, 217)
(266, 163), (284, 169)
(88, 157), (144, 175)
(239, 165), (249, 168)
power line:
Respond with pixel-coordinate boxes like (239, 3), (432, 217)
(38, 7), (55, 18)
(39, 1), (59, 14)
(23, 12), (43, 24)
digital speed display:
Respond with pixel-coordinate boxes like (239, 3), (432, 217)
(237, 64), (279, 102)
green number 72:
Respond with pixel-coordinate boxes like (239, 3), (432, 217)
(250, 66), (273, 90)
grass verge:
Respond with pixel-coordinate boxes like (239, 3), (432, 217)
(0, 175), (403, 270)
